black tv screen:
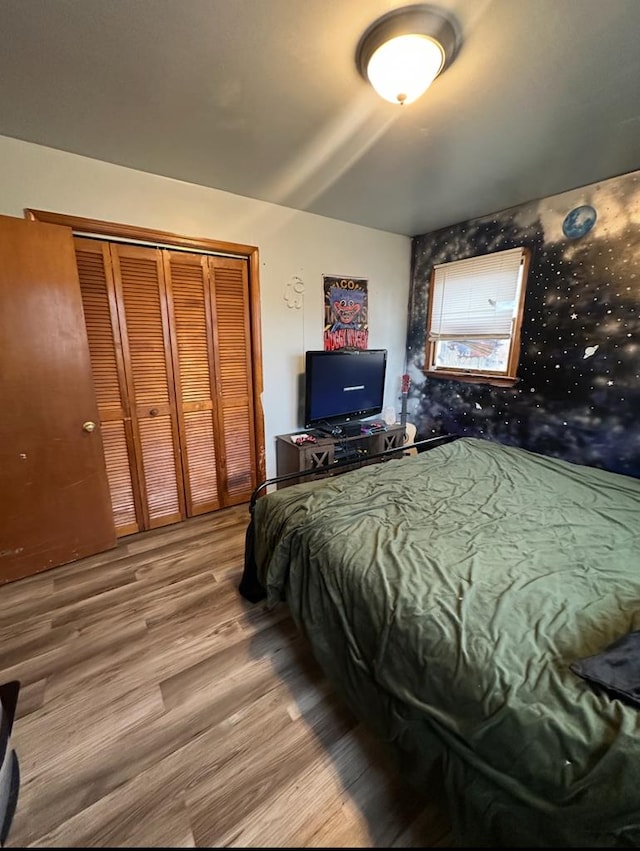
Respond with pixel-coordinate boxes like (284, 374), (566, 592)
(304, 349), (387, 428)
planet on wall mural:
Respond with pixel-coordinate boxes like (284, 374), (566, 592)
(562, 204), (597, 239)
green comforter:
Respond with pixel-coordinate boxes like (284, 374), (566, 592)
(254, 437), (640, 846)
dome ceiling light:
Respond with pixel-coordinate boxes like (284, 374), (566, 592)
(355, 4), (462, 106)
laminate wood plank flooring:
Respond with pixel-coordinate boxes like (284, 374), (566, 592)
(0, 503), (452, 847)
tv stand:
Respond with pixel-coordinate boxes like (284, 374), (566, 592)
(275, 423), (406, 488)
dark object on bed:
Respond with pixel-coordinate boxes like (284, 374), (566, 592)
(249, 437), (640, 847)
(571, 630), (640, 709)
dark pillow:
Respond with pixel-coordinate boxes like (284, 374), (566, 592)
(570, 630), (640, 709)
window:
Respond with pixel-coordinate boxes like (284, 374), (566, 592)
(425, 246), (530, 386)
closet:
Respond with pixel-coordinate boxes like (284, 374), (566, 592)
(75, 236), (258, 536)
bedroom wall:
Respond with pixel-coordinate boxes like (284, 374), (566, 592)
(407, 169), (640, 478)
(0, 134), (411, 479)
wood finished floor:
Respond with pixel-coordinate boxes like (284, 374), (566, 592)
(0, 504), (452, 848)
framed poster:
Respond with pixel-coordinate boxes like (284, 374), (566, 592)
(323, 275), (369, 350)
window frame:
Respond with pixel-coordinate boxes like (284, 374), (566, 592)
(423, 247), (531, 387)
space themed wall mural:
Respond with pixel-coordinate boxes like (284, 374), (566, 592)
(406, 169), (640, 478)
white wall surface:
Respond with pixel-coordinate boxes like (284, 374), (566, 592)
(0, 134), (411, 479)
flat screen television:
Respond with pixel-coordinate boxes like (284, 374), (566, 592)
(304, 348), (387, 430)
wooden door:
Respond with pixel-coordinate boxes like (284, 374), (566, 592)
(165, 252), (222, 516)
(0, 215), (116, 583)
(209, 257), (257, 504)
(111, 243), (186, 529)
(74, 238), (142, 536)
(164, 252), (257, 513)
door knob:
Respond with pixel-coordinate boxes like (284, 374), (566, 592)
(82, 421), (96, 433)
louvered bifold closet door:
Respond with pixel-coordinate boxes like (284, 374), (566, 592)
(164, 252), (222, 516)
(111, 244), (186, 529)
(208, 256), (257, 504)
(74, 238), (141, 536)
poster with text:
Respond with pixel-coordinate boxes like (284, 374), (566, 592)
(323, 275), (369, 350)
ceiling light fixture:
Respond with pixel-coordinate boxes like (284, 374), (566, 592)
(355, 3), (461, 106)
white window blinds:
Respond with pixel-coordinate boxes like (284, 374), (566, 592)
(429, 247), (525, 340)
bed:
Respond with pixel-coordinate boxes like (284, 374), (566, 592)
(243, 436), (640, 847)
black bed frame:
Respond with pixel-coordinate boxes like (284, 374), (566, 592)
(238, 433), (457, 603)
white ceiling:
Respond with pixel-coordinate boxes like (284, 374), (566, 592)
(1, 0), (639, 237)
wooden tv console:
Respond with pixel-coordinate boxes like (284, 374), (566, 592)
(275, 423), (406, 487)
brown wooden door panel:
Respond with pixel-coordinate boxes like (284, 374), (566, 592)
(74, 237), (141, 535)
(100, 420), (138, 535)
(209, 257), (257, 504)
(183, 410), (219, 514)
(165, 252), (221, 516)
(111, 244), (186, 528)
(221, 403), (255, 503)
(137, 416), (182, 527)
(0, 215), (116, 583)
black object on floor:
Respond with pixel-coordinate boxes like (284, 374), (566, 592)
(0, 680), (20, 848)
(238, 515), (267, 603)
